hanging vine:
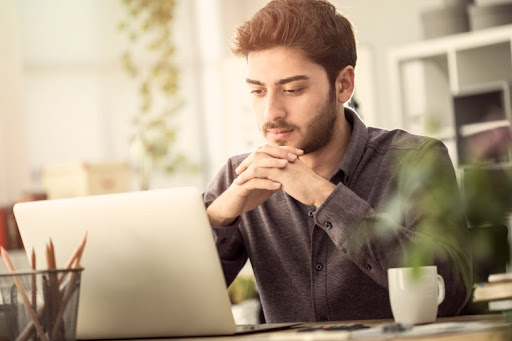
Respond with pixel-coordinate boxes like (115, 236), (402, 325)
(119, 0), (191, 190)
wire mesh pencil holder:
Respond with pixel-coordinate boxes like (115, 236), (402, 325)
(0, 268), (83, 341)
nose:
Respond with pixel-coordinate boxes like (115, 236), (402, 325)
(263, 90), (286, 122)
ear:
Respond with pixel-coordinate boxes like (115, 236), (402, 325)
(334, 65), (355, 104)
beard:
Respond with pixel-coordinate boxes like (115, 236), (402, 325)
(261, 89), (338, 154)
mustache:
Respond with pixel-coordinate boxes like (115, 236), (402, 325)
(262, 121), (299, 132)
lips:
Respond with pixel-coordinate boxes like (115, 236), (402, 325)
(262, 121), (298, 141)
(267, 129), (293, 140)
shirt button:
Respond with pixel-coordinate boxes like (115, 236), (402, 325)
(324, 221), (332, 230)
(315, 263), (324, 271)
(365, 263), (372, 270)
(308, 210), (315, 217)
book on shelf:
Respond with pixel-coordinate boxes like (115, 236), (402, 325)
(0, 208), (8, 248)
(489, 272), (512, 283)
(489, 299), (512, 312)
(459, 120), (511, 137)
(0, 206), (23, 249)
(473, 272), (512, 302)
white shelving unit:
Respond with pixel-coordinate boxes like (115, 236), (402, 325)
(388, 24), (512, 169)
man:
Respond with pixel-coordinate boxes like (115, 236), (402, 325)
(204, 0), (471, 322)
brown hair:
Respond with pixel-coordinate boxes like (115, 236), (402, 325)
(232, 0), (357, 85)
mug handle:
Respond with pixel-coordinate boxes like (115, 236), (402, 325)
(437, 274), (445, 305)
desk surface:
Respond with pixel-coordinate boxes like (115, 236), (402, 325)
(112, 314), (512, 341)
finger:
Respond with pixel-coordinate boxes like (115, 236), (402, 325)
(277, 145), (304, 156)
(257, 144), (303, 154)
(258, 145), (304, 161)
(280, 145), (305, 156)
(260, 144), (304, 158)
(235, 152), (258, 175)
(236, 157), (287, 180)
(235, 150), (287, 175)
(251, 157), (288, 170)
(235, 145), (303, 175)
(238, 178), (281, 191)
(235, 164), (278, 185)
(234, 169), (254, 186)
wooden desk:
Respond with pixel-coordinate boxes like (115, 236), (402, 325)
(115, 314), (511, 341)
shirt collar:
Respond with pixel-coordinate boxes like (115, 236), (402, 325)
(334, 107), (368, 184)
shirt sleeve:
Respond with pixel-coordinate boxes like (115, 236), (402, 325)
(203, 156), (248, 286)
(313, 139), (472, 316)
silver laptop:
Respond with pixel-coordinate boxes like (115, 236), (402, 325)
(13, 187), (297, 339)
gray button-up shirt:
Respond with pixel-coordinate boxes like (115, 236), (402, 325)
(204, 108), (471, 322)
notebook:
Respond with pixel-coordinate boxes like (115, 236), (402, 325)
(13, 187), (298, 339)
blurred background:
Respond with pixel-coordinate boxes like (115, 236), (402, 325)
(3, 0), (512, 322)
(0, 0), (454, 202)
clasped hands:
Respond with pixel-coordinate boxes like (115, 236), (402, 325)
(207, 144), (335, 226)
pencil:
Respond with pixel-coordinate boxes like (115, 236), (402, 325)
(51, 268), (82, 340)
(30, 248), (37, 312)
(51, 235), (86, 340)
(47, 241), (61, 335)
(73, 237), (86, 268)
(58, 232), (87, 284)
(17, 236), (88, 341)
(47, 239), (57, 269)
(0, 247), (48, 341)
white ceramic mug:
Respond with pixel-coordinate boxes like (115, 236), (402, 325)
(387, 266), (445, 325)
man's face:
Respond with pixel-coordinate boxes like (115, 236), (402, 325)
(246, 47), (339, 154)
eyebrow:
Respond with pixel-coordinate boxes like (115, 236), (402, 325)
(245, 75), (310, 86)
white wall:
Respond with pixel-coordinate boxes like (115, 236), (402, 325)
(0, 0), (449, 204)
(332, 0), (446, 129)
(0, 0), (30, 205)
(14, 0), (206, 196)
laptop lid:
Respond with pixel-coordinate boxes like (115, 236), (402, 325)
(13, 187), (237, 339)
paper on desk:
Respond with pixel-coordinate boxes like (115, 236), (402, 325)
(268, 330), (350, 340)
(253, 321), (508, 341)
(351, 321), (508, 339)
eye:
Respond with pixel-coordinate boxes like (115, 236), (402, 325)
(250, 89), (266, 97)
(283, 88), (304, 95)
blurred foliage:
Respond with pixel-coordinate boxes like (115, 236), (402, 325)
(413, 109), (512, 278)
(424, 115), (442, 136)
(377, 144), (468, 270)
(457, 126), (512, 273)
(386, 135), (512, 275)
(463, 165), (512, 227)
(119, 0), (195, 189)
(228, 275), (259, 304)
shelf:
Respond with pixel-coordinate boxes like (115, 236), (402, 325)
(459, 161), (512, 171)
(389, 24), (512, 169)
(389, 24), (512, 62)
(460, 120), (511, 137)
(455, 42), (512, 89)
